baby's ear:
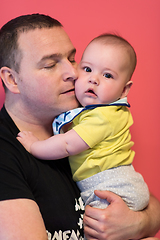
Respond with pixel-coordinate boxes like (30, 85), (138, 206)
(121, 81), (133, 98)
(0, 67), (20, 94)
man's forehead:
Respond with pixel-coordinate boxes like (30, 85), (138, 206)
(18, 27), (75, 58)
(19, 27), (71, 45)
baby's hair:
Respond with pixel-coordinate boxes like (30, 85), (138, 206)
(89, 33), (137, 80)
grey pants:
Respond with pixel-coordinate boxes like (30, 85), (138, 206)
(77, 165), (149, 211)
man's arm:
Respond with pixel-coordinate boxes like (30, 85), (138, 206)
(83, 191), (160, 240)
(0, 199), (48, 240)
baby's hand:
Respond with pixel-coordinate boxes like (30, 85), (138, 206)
(17, 131), (39, 153)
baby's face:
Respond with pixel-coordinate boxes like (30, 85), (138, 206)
(75, 41), (131, 107)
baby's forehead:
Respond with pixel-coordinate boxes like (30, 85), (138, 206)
(90, 38), (128, 50)
(92, 40), (133, 63)
(81, 35), (136, 77)
(84, 40), (129, 58)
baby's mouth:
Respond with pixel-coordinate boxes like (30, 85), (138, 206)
(85, 88), (97, 97)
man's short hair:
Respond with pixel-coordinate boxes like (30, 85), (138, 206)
(0, 13), (62, 73)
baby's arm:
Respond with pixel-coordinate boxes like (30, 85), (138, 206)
(17, 130), (89, 160)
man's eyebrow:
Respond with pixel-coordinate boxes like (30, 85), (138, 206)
(38, 54), (62, 64)
(38, 48), (76, 64)
(68, 48), (76, 56)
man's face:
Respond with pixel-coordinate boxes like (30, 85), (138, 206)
(16, 27), (79, 119)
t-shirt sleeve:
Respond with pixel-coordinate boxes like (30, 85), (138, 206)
(0, 141), (35, 201)
(72, 109), (112, 148)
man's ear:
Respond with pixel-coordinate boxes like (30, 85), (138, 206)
(0, 67), (20, 94)
(121, 80), (133, 99)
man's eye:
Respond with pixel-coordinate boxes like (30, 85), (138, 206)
(44, 64), (56, 69)
(104, 73), (113, 79)
(69, 58), (76, 64)
(84, 67), (92, 72)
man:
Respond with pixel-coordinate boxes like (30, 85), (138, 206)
(0, 14), (160, 240)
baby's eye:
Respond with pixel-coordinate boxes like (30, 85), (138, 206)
(84, 66), (92, 72)
(104, 73), (113, 79)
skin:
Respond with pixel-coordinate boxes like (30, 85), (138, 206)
(0, 26), (160, 239)
(144, 239), (160, 240)
(75, 40), (133, 106)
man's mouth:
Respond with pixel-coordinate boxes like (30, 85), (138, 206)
(62, 88), (75, 94)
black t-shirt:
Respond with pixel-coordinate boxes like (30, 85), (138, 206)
(0, 106), (84, 239)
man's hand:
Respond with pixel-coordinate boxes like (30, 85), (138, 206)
(84, 190), (160, 240)
(84, 190), (141, 240)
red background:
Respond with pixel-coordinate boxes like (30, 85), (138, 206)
(0, 0), (160, 237)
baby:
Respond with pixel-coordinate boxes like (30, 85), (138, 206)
(17, 33), (149, 210)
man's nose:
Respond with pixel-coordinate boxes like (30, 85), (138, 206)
(62, 60), (78, 82)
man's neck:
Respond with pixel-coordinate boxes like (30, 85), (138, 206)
(6, 105), (53, 140)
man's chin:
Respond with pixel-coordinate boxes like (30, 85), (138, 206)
(67, 98), (79, 110)
(58, 100), (78, 115)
